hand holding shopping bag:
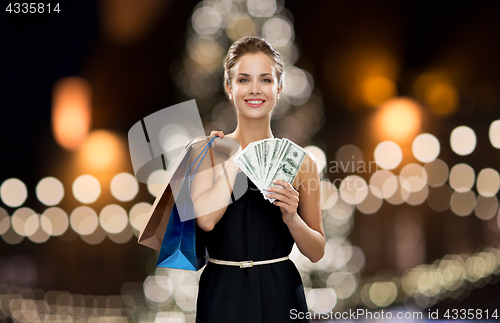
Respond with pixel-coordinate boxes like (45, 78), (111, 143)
(138, 135), (241, 270)
(137, 135), (215, 251)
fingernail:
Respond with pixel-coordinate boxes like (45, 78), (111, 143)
(266, 193), (271, 197)
(266, 187), (271, 191)
(273, 180), (278, 183)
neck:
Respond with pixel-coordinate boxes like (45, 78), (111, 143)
(230, 114), (274, 150)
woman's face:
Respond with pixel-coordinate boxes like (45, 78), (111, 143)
(227, 52), (282, 119)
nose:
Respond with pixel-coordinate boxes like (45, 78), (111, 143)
(249, 81), (261, 95)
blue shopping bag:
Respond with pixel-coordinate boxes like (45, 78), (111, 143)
(156, 136), (217, 270)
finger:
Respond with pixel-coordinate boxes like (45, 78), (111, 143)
(210, 131), (225, 138)
(267, 193), (292, 205)
(272, 179), (296, 193)
(268, 184), (298, 197)
(273, 200), (293, 213)
(267, 187), (292, 200)
(273, 200), (286, 207)
(270, 191), (299, 207)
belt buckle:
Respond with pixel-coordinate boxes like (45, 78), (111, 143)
(239, 260), (253, 268)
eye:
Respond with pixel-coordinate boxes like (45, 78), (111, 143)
(239, 78), (249, 83)
(262, 79), (272, 83)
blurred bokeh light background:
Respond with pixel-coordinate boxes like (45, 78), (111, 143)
(1, 0), (500, 322)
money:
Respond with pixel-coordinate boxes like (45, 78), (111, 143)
(233, 138), (307, 203)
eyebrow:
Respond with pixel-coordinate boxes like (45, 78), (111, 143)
(238, 73), (272, 77)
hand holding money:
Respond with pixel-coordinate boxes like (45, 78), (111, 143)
(232, 138), (307, 203)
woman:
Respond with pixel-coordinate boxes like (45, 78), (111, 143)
(190, 36), (325, 323)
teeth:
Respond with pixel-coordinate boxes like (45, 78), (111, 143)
(247, 100), (263, 104)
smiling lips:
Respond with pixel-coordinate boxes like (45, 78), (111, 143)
(245, 99), (265, 108)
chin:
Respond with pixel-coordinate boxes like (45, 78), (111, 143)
(238, 108), (272, 119)
(237, 104), (273, 116)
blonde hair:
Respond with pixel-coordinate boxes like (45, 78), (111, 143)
(223, 36), (284, 98)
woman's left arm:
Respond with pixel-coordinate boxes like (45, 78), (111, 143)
(266, 153), (325, 263)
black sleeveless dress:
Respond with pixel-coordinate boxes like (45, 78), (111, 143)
(196, 172), (310, 322)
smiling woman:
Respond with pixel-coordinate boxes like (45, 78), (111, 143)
(222, 36), (284, 120)
(191, 36), (324, 323)
(228, 53), (280, 116)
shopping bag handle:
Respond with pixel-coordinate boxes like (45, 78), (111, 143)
(186, 136), (217, 182)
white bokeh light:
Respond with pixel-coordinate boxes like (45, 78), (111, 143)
(100, 204), (129, 234)
(488, 120), (500, 149)
(144, 275), (174, 303)
(147, 169), (168, 197)
(374, 141), (403, 170)
(72, 175), (101, 204)
(307, 288), (337, 314)
(28, 216), (50, 243)
(339, 175), (369, 205)
(450, 191), (476, 216)
(424, 159), (449, 187)
(282, 66), (313, 105)
(11, 207), (38, 237)
(369, 170), (398, 199)
(449, 164), (475, 193)
(70, 206), (99, 235)
(41, 207), (69, 236)
(129, 202), (152, 232)
(36, 177), (64, 206)
(326, 272), (357, 299)
(476, 168), (500, 197)
(110, 172), (139, 202)
(412, 133), (440, 163)
(369, 282), (397, 307)
(262, 17), (293, 47)
(320, 180), (338, 210)
(0, 178), (28, 208)
(399, 163), (428, 193)
(405, 185), (429, 206)
(474, 195), (498, 221)
(385, 183), (410, 205)
(305, 146), (326, 173)
(450, 126), (476, 156)
(247, 0), (277, 17)
(192, 6), (222, 35)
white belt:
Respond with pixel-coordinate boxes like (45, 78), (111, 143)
(205, 255), (289, 268)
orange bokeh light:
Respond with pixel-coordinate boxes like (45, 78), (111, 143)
(52, 77), (92, 150)
(361, 75), (396, 107)
(374, 97), (423, 143)
(78, 130), (123, 172)
(414, 73), (459, 117)
(424, 83), (458, 116)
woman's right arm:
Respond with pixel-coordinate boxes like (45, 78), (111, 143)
(190, 132), (241, 232)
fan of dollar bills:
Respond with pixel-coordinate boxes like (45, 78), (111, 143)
(233, 138), (307, 203)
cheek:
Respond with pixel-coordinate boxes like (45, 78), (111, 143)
(233, 84), (244, 95)
(266, 87), (278, 98)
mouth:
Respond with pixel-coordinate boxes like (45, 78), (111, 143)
(245, 99), (265, 108)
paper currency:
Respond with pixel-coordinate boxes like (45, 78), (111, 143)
(233, 138), (307, 203)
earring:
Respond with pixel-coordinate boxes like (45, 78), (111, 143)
(229, 93), (232, 100)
